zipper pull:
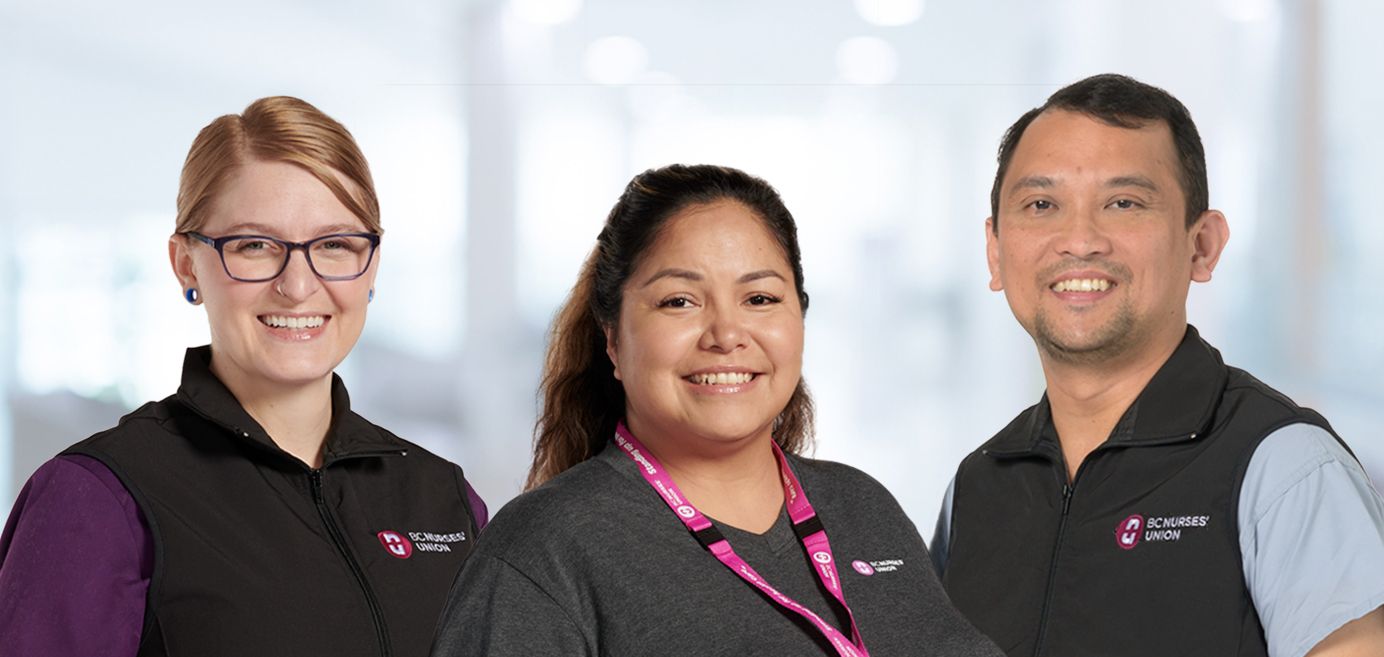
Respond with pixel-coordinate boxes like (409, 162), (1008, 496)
(310, 469), (324, 504)
(1061, 483), (1073, 516)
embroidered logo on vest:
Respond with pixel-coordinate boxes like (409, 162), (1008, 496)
(378, 531), (413, 559)
(1117, 515), (1144, 549)
(852, 560), (875, 575)
(1116, 514), (1212, 549)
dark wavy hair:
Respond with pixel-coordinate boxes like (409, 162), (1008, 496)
(990, 73), (1208, 231)
(526, 164), (814, 490)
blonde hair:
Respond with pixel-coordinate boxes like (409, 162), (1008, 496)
(175, 96), (381, 235)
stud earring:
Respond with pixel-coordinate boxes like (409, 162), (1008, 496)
(368, 288), (374, 303)
(184, 288), (199, 304)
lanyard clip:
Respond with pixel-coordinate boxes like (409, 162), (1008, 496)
(692, 524), (726, 550)
(793, 514), (825, 540)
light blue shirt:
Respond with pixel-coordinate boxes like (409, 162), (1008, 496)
(933, 423), (1384, 657)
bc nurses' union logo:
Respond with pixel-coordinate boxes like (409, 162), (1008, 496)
(1116, 515), (1144, 550)
(378, 531), (413, 559)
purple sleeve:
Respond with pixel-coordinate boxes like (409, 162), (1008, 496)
(465, 480), (489, 531)
(0, 455), (153, 657)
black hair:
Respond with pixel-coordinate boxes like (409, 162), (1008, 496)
(527, 164), (813, 489)
(990, 73), (1208, 231)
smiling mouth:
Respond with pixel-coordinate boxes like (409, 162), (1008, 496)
(259, 315), (326, 330)
(1051, 278), (1113, 292)
(687, 372), (757, 386)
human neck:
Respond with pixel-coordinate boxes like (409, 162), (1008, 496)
(1038, 326), (1185, 482)
(626, 419), (785, 534)
(211, 361), (334, 469)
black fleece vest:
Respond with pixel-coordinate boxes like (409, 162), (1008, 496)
(943, 328), (1337, 657)
(64, 347), (479, 657)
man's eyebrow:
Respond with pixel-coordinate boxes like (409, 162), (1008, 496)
(641, 268), (702, 287)
(1104, 175), (1160, 193)
(738, 270), (786, 284)
(1008, 175), (1054, 192)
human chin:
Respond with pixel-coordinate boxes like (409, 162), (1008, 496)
(684, 384), (786, 439)
(246, 322), (351, 384)
(1030, 301), (1139, 365)
(252, 343), (344, 385)
(683, 408), (776, 444)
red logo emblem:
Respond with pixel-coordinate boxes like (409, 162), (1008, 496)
(1116, 515), (1144, 550)
(378, 531), (413, 559)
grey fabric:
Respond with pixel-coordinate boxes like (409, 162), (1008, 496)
(431, 443), (1001, 656)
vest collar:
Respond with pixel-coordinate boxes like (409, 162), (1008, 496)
(985, 325), (1229, 458)
(175, 346), (407, 465)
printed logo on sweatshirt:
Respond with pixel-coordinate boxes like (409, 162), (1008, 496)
(849, 558), (904, 575)
(1115, 513), (1211, 550)
(377, 529), (468, 558)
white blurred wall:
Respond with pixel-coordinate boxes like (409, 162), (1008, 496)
(1, 0), (1379, 530)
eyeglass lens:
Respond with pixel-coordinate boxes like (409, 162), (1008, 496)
(222, 236), (374, 280)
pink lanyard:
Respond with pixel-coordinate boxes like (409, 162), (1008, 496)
(613, 423), (870, 657)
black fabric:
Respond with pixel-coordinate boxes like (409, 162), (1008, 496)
(63, 346), (479, 657)
(943, 327), (1337, 657)
(431, 443), (1002, 657)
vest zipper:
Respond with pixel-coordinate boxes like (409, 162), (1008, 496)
(1032, 480), (1074, 657)
(311, 468), (392, 657)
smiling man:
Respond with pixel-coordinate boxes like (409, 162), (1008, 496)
(932, 74), (1384, 657)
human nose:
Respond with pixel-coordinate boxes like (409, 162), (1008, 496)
(698, 302), (748, 353)
(273, 248), (323, 302)
(1054, 202), (1112, 260)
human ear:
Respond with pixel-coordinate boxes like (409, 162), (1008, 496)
(169, 235), (201, 301)
(604, 324), (622, 381)
(985, 217), (1004, 292)
(1189, 210), (1229, 283)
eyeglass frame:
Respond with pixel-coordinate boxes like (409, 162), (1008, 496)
(184, 231), (381, 283)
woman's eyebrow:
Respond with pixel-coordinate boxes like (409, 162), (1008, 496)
(640, 268), (786, 287)
(215, 222), (280, 235)
(212, 222), (364, 237)
(641, 268), (701, 287)
(738, 270), (785, 284)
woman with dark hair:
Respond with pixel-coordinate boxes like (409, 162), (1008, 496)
(0, 96), (486, 657)
(431, 164), (999, 656)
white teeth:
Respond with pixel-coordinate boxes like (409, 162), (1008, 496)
(689, 372), (755, 386)
(1051, 278), (1112, 293)
(261, 315), (326, 330)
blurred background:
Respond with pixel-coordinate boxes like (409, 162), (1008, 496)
(1, 0), (1380, 530)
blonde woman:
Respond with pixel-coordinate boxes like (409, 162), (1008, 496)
(0, 97), (486, 657)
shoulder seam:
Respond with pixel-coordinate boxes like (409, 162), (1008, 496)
(1244, 453), (1340, 531)
(481, 552), (595, 649)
